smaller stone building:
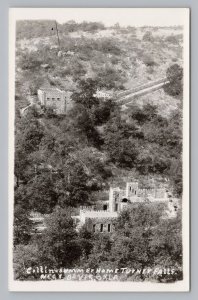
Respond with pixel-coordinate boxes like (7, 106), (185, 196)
(29, 212), (48, 234)
(37, 88), (70, 114)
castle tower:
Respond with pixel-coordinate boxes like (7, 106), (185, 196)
(126, 182), (139, 198)
(109, 187), (120, 212)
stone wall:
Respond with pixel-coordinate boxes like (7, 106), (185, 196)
(108, 182), (167, 213)
(79, 210), (118, 224)
(85, 217), (117, 233)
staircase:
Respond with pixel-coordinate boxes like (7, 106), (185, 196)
(116, 77), (170, 106)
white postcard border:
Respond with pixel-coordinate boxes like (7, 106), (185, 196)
(8, 8), (190, 292)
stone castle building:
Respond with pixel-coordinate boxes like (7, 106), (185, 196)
(72, 181), (179, 233)
(29, 180), (179, 234)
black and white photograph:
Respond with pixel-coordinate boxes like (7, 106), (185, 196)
(9, 8), (190, 292)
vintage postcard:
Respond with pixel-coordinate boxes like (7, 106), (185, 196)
(9, 8), (190, 291)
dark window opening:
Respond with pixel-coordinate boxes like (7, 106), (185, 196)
(93, 224), (96, 232)
(100, 224), (103, 232)
(108, 224), (111, 232)
(103, 205), (107, 211)
(135, 190), (136, 195)
(115, 203), (118, 211)
(57, 98), (60, 100)
(122, 198), (128, 203)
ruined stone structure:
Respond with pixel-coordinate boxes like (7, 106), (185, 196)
(71, 181), (177, 233)
(29, 212), (48, 234)
(37, 88), (71, 114)
(93, 89), (112, 99)
(29, 180), (178, 234)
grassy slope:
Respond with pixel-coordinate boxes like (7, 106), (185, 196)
(16, 25), (183, 117)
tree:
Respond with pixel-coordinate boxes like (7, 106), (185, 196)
(164, 64), (183, 97)
(78, 226), (94, 259)
(69, 104), (102, 147)
(71, 78), (115, 147)
(128, 103), (158, 125)
(168, 158), (182, 196)
(13, 243), (40, 280)
(24, 172), (59, 214)
(38, 207), (81, 267)
(82, 204), (182, 282)
(103, 111), (139, 167)
(16, 118), (44, 154)
(15, 110), (45, 184)
(55, 152), (106, 208)
(72, 78), (99, 109)
(14, 205), (33, 246)
(149, 209), (182, 282)
(79, 233), (115, 271)
(110, 204), (163, 276)
(95, 65), (125, 89)
(14, 148), (32, 185)
(91, 99), (115, 126)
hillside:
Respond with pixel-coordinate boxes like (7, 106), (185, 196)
(13, 20), (183, 282)
(15, 21), (183, 117)
(14, 20), (183, 207)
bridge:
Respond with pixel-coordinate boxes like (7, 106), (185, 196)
(115, 77), (170, 106)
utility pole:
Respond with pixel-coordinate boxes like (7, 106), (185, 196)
(54, 21), (60, 49)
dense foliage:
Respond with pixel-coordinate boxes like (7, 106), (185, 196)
(14, 204), (182, 282)
(164, 63), (183, 97)
(14, 21), (183, 282)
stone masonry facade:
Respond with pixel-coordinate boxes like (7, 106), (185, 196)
(72, 181), (179, 233)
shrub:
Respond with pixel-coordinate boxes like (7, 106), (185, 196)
(165, 35), (180, 45)
(142, 55), (157, 67)
(142, 31), (154, 42)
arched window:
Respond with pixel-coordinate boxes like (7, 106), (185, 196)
(100, 224), (103, 232)
(108, 224), (111, 232)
